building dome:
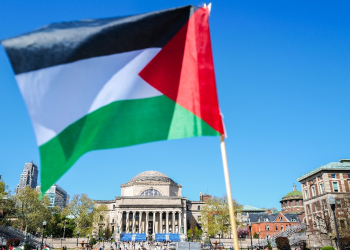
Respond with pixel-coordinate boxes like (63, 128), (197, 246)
(284, 190), (302, 198)
(126, 171), (176, 184)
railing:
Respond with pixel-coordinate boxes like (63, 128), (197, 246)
(0, 226), (44, 248)
(258, 224), (307, 247)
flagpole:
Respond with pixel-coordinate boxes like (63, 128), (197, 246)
(220, 135), (240, 250)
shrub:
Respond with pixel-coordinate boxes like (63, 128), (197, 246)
(6, 238), (20, 248)
(89, 238), (97, 246)
(321, 246), (335, 250)
(275, 237), (290, 250)
(340, 237), (350, 249)
(24, 242), (30, 250)
(267, 240), (272, 250)
(253, 232), (259, 239)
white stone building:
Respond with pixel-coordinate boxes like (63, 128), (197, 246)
(94, 171), (205, 241)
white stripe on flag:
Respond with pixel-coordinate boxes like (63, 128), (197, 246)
(15, 48), (162, 146)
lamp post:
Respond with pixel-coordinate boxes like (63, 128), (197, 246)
(103, 233), (105, 248)
(218, 231), (221, 244)
(209, 234), (211, 250)
(61, 238), (63, 249)
(248, 222), (253, 249)
(77, 231), (80, 247)
(51, 235), (53, 248)
(329, 196), (342, 250)
(239, 235), (242, 250)
(63, 220), (67, 239)
(41, 221), (47, 250)
(329, 233), (334, 249)
(257, 232), (260, 247)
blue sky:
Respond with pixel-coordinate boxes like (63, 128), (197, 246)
(1, 0), (350, 209)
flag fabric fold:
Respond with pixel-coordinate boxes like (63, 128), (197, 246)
(2, 5), (224, 195)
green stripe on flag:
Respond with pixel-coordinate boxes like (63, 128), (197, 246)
(39, 95), (220, 194)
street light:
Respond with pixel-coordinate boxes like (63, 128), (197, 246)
(77, 230), (80, 247)
(257, 232), (260, 247)
(63, 220), (67, 239)
(103, 233), (105, 248)
(209, 234), (211, 250)
(329, 196), (342, 250)
(329, 233), (334, 250)
(239, 235), (242, 250)
(41, 221), (47, 250)
(248, 222), (253, 249)
(218, 231), (221, 244)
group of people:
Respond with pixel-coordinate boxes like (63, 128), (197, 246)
(97, 241), (169, 250)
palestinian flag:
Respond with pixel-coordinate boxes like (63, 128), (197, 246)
(1, 5), (224, 195)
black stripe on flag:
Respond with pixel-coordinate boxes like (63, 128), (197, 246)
(1, 5), (198, 75)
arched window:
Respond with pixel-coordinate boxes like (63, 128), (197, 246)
(140, 189), (162, 196)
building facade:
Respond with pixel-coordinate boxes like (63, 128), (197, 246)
(16, 161), (38, 194)
(297, 159), (350, 232)
(36, 184), (70, 210)
(280, 185), (303, 214)
(94, 171), (205, 241)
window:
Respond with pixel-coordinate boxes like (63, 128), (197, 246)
(265, 225), (270, 231)
(279, 217), (283, 221)
(113, 204), (115, 209)
(281, 225), (284, 231)
(175, 213), (178, 219)
(348, 174), (350, 179)
(307, 205), (311, 214)
(112, 219), (115, 223)
(315, 202), (319, 211)
(129, 213), (133, 219)
(311, 186), (316, 197)
(275, 225), (278, 231)
(264, 218), (269, 222)
(136, 213), (139, 220)
(332, 174), (336, 179)
(198, 206), (200, 210)
(291, 218), (296, 222)
(112, 226), (114, 233)
(333, 182), (339, 192)
(320, 184), (324, 194)
(140, 189), (162, 196)
(336, 199), (342, 208)
(305, 190), (308, 199)
(340, 220), (346, 228)
(319, 175), (323, 180)
(123, 213), (126, 219)
(323, 200), (327, 209)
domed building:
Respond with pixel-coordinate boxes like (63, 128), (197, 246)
(94, 171), (204, 241)
(280, 184), (304, 214)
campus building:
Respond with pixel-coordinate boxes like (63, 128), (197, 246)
(94, 171), (205, 241)
(36, 184), (70, 210)
(16, 161), (38, 194)
(297, 159), (350, 232)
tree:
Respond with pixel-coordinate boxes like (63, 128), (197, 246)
(237, 227), (249, 238)
(200, 195), (242, 238)
(187, 227), (202, 240)
(14, 186), (51, 233)
(63, 194), (94, 237)
(253, 232), (258, 239)
(45, 212), (76, 238)
(63, 194), (108, 237)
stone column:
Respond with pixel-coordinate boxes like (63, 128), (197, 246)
(132, 211), (136, 233)
(166, 211), (169, 233)
(172, 211), (175, 233)
(184, 212), (187, 235)
(146, 211), (149, 235)
(126, 211), (130, 233)
(152, 212), (155, 235)
(139, 211), (142, 233)
(159, 211), (163, 233)
(179, 211), (182, 234)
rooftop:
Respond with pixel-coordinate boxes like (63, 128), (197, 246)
(297, 159), (350, 181)
(242, 205), (265, 212)
(126, 171), (176, 184)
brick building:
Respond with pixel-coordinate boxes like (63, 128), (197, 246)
(296, 159), (350, 232)
(247, 211), (301, 238)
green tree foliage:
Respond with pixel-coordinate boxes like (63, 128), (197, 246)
(187, 227), (202, 240)
(14, 186), (51, 233)
(267, 240), (272, 250)
(45, 212), (76, 238)
(200, 195), (242, 237)
(89, 238), (97, 246)
(63, 194), (108, 237)
(253, 232), (258, 239)
(321, 247), (335, 250)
